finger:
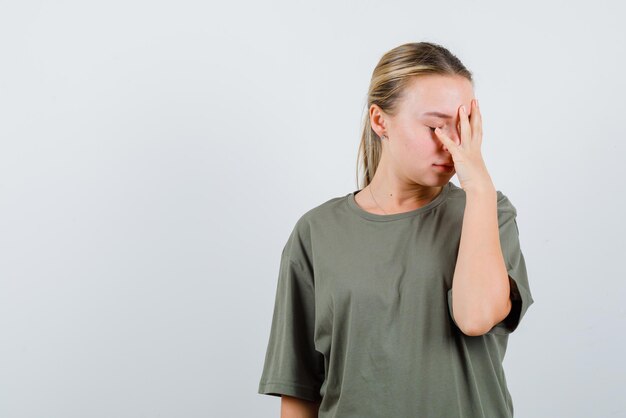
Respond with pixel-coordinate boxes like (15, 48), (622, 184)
(470, 99), (482, 144)
(459, 105), (472, 147)
(434, 127), (460, 156)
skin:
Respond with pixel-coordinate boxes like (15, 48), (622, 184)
(280, 395), (320, 418)
(356, 74), (478, 213)
(358, 73), (513, 335)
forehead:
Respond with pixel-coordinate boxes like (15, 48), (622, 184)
(401, 75), (475, 118)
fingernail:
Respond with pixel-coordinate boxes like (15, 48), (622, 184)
(460, 105), (466, 113)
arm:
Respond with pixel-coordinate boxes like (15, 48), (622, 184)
(281, 395), (321, 418)
(451, 186), (513, 336)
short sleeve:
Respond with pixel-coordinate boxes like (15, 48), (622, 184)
(485, 191), (534, 335)
(257, 218), (325, 402)
(446, 191), (534, 336)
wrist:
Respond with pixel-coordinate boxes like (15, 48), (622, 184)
(464, 181), (496, 197)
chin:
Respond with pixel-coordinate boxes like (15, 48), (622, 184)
(411, 177), (450, 188)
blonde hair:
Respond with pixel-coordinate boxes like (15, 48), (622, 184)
(356, 42), (474, 189)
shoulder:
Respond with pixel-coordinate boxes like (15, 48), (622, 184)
(280, 193), (348, 275)
(447, 183), (517, 212)
(496, 190), (517, 216)
(446, 183), (519, 225)
(293, 193), (348, 229)
(282, 194), (348, 245)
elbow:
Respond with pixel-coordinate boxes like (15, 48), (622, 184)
(459, 322), (489, 337)
(453, 303), (491, 337)
(456, 314), (486, 336)
(460, 296), (513, 337)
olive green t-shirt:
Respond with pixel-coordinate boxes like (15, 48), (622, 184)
(257, 181), (534, 418)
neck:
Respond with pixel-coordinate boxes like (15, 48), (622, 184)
(367, 158), (445, 212)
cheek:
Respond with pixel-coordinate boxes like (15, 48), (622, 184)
(396, 133), (438, 165)
(406, 132), (438, 153)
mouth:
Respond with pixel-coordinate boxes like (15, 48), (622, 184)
(433, 163), (454, 172)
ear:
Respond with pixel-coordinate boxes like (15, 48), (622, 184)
(369, 104), (387, 138)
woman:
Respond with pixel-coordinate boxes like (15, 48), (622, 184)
(257, 42), (535, 418)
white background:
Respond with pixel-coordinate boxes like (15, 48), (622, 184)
(1, 1), (624, 417)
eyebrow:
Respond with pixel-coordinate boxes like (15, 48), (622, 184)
(421, 110), (470, 119)
(421, 111), (454, 119)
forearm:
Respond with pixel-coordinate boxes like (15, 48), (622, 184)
(451, 185), (512, 336)
(281, 395), (320, 418)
